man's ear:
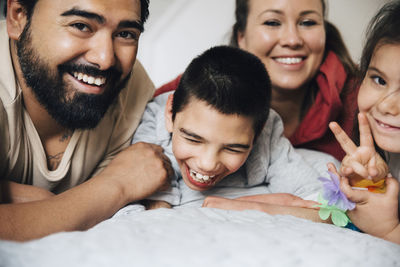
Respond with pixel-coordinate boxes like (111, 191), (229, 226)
(6, 0), (29, 41)
(165, 94), (174, 133)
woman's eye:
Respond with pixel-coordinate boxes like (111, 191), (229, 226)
(263, 20), (281, 27)
(372, 75), (386, 86)
(300, 20), (317, 26)
(71, 23), (90, 32)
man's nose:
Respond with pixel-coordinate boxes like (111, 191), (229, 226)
(85, 33), (116, 70)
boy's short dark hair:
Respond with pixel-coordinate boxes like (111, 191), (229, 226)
(172, 45), (271, 140)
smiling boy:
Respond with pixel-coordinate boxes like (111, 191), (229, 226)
(0, 0), (171, 241)
(133, 46), (332, 213)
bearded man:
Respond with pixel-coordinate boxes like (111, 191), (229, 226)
(0, 0), (171, 241)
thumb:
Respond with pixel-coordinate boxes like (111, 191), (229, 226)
(339, 176), (369, 203)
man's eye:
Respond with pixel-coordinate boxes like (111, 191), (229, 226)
(263, 20), (281, 27)
(117, 31), (138, 40)
(372, 75), (386, 86)
(71, 23), (90, 32)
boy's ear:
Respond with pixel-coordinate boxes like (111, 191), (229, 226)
(165, 94), (174, 133)
(7, 0), (29, 41)
(237, 30), (246, 50)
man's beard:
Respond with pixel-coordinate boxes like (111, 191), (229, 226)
(16, 20), (130, 130)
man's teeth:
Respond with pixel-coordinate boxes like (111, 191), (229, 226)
(190, 169), (215, 183)
(73, 72), (106, 86)
(275, 57), (302, 64)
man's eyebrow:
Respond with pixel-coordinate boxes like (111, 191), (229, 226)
(61, 8), (144, 32)
(61, 8), (105, 24)
(118, 20), (144, 33)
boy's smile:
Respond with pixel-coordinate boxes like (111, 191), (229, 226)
(165, 95), (255, 191)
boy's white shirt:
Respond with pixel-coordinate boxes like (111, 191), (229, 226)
(132, 92), (339, 207)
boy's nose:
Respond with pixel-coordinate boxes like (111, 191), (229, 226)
(197, 149), (220, 173)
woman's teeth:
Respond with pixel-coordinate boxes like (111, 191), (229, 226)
(73, 72), (106, 86)
(190, 169), (215, 183)
(275, 57), (302, 64)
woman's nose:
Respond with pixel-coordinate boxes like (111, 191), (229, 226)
(280, 24), (304, 48)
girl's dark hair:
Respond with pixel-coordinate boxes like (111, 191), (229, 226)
(4, 0), (150, 27)
(359, 0), (400, 80)
(172, 46), (271, 140)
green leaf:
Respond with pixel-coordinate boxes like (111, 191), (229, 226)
(318, 208), (331, 220)
(331, 210), (350, 227)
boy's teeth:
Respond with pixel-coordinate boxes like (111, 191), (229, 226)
(73, 72), (106, 86)
(275, 57), (302, 64)
(190, 169), (215, 183)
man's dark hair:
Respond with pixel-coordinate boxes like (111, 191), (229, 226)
(172, 46), (271, 140)
(4, 0), (150, 27)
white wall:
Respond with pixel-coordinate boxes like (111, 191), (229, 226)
(138, 0), (391, 88)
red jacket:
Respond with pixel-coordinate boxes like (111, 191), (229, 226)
(155, 51), (358, 160)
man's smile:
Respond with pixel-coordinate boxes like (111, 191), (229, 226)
(73, 71), (106, 86)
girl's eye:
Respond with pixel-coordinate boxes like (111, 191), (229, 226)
(263, 20), (281, 27)
(71, 23), (90, 32)
(372, 75), (386, 86)
(300, 20), (317, 26)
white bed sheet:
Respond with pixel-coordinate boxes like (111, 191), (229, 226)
(0, 205), (399, 267)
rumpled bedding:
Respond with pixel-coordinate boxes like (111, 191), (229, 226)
(0, 205), (399, 267)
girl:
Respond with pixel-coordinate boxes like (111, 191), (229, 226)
(328, 1), (400, 244)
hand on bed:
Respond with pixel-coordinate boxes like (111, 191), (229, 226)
(202, 193), (319, 211)
(99, 142), (173, 203)
(329, 113), (388, 183)
(339, 173), (400, 243)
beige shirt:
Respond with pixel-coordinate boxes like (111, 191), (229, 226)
(0, 20), (155, 193)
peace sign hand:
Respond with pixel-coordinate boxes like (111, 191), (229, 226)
(329, 113), (388, 183)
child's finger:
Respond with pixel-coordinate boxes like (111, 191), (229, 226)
(358, 113), (375, 148)
(339, 176), (368, 203)
(341, 160), (369, 178)
(329, 122), (357, 155)
(385, 176), (400, 197)
(327, 162), (340, 176)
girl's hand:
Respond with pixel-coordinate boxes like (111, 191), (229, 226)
(329, 113), (388, 183)
(340, 174), (399, 239)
